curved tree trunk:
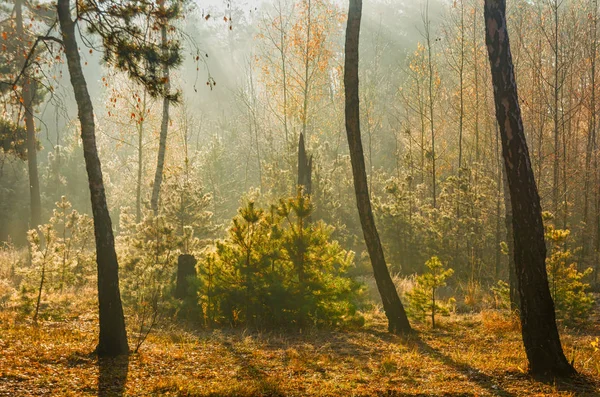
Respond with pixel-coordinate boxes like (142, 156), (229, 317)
(344, 0), (411, 334)
(57, 0), (129, 356)
(483, 0), (574, 377)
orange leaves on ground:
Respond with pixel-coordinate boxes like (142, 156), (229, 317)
(0, 307), (599, 396)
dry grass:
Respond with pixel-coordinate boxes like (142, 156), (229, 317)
(0, 293), (599, 397)
(480, 310), (521, 335)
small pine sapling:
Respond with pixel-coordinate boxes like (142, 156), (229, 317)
(407, 256), (454, 328)
(544, 219), (595, 325)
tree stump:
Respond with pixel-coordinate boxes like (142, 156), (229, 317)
(175, 254), (197, 299)
(297, 132), (313, 195)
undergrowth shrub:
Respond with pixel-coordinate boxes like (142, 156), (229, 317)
(405, 256), (454, 327)
(0, 240), (23, 282)
(199, 193), (364, 329)
(458, 278), (484, 312)
(490, 280), (511, 310)
(17, 197), (94, 319)
(544, 213), (595, 325)
(119, 210), (179, 350)
(117, 175), (215, 349)
(0, 278), (14, 308)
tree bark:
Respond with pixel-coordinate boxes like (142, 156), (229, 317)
(136, 90), (147, 224)
(15, 0), (41, 230)
(57, 0), (129, 356)
(501, 160), (518, 311)
(483, 0), (574, 377)
(344, 0), (411, 334)
(150, 5), (171, 215)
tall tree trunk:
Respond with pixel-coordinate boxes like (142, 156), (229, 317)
(136, 90), (147, 224)
(582, 0), (597, 271)
(275, 0), (291, 155)
(425, 2), (437, 208)
(457, 0), (465, 173)
(150, 7), (171, 215)
(552, 0), (561, 222)
(472, 2), (480, 166)
(419, 80), (426, 185)
(302, 0), (312, 143)
(536, 38), (544, 183)
(344, 0), (411, 334)
(57, 0), (129, 356)
(484, 0), (574, 377)
(248, 64), (263, 190)
(15, 0), (41, 230)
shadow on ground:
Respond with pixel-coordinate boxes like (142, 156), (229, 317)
(409, 335), (515, 397)
(368, 328), (599, 397)
(98, 355), (129, 397)
(222, 339), (286, 397)
(550, 373), (600, 396)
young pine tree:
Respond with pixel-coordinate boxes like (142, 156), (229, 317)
(407, 256), (454, 328)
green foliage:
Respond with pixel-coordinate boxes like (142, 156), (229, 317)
(18, 197), (94, 317)
(119, 210), (178, 349)
(0, 119), (28, 159)
(199, 193), (363, 329)
(0, 241), (21, 307)
(50, 197), (95, 289)
(406, 256), (454, 327)
(81, 0), (186, 100)
(162, 172), (215, 254)
(544, 223), (595, 325)
(490, 280), (510, 310)
(117, 174), (215, 346)
(375, 169), (497, 282)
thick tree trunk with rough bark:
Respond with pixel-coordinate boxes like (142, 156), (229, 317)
(15, 0), (41, 230)
(344, 0), (411, 334)
(501, 164), (518, 311)
(57, 0), (129, 356)
(483, 0), (574, 377)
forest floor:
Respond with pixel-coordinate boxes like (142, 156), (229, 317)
(0, 290), (599, 397)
